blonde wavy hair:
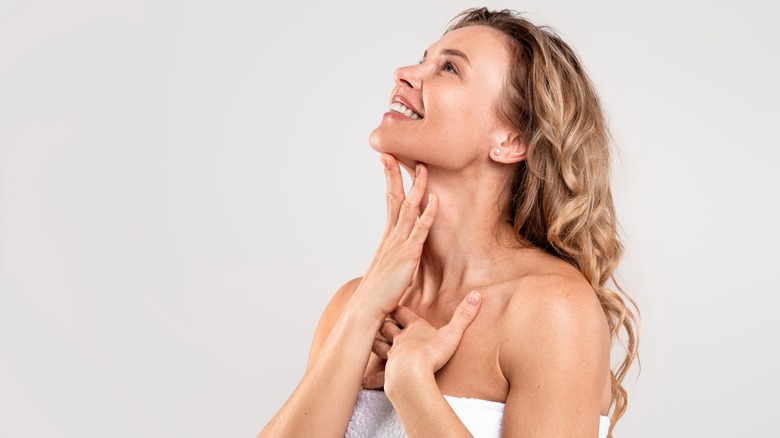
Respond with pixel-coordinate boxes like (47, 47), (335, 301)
(447, 8), (641, 436)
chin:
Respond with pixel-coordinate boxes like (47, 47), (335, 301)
(368, 127), (384, 153)
(368, 124), (403, 154)
(369, 126), (422, 165)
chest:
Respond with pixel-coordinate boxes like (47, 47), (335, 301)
(364, 290), (512, 403)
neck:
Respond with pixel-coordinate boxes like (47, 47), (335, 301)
(408, 164), (525, 304)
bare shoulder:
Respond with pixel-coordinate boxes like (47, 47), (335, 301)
(495, 250), (611, 433)
(305, 276), (363, 372)
(498, 251), (610, 381)
(496, 251), (612, 438)
(319, 276), (364, 322)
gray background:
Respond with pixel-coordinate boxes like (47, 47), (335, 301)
(1, 0), (778, 437)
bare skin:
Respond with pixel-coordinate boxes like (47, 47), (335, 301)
(259, 24), (612, 437)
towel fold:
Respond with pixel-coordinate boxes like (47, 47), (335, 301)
(345, 388), (610, 438)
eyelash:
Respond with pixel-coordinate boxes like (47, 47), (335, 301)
(417, 58), (459, 75)
(443, 61), (458, 74)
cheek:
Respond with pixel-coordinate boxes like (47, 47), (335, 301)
(429, 92), (497, 149)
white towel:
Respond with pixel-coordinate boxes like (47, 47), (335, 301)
(345, 388), (610, 438)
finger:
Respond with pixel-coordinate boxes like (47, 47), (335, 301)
(375, 330), (390, 343)
(372, 336), (391, 360)
(394, 163), (428, 238)
(365, 155), (403, 278)
(382, 154), (405, 233)
(379, 319), (402, 341)
(362, 371), (385, 389)
(442, 291), (482, 339)
(383, 315), (401, 329)
(391, 305), (420, 329)
(406, 192), (439, 252)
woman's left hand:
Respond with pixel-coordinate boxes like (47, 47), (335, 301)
(362, 291), (483, 392)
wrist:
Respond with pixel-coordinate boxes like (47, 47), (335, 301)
(344, 289), (389, 324)
(318, 299), (384, 364)
(384, 364), (435, 401)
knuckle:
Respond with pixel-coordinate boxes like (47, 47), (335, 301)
(403, 241), (423, 259)
(417, 210), (435, 228)
(455, 304), (474, 321)
(399, 241), (417, 256)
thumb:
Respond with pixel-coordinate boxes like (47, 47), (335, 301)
(445, 291), (482, 336)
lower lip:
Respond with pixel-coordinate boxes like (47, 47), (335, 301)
(383, 111), (422, 122)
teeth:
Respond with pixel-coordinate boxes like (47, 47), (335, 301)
(390, 102), (422, 120)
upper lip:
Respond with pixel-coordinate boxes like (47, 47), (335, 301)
(391, 94), (424, 118)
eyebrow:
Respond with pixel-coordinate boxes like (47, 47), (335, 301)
(422, 48), (471, 66)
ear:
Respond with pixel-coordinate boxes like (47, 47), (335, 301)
(489, 130), (527, 164)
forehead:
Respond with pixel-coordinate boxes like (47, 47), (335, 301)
(428, 25), (511, 67)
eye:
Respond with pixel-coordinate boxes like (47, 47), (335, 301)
(416, 57), (459, 75)
(443, 60), (458, 75)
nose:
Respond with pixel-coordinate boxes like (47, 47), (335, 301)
(393, 64), (421, 89)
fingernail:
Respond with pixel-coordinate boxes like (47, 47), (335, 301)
(428, 193), (432, 205)
(467, 291), (480, 306)
(362, 376), (367, 386)
(415, 164), (420, 177)
(380, 156), (389, 170)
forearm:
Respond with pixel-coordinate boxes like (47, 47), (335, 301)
(258, 300), (382, 438)
(387, 371), (473, 438)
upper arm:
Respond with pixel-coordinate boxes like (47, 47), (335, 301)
(499, 276), (611, 437)
(304, 276), (363, 373)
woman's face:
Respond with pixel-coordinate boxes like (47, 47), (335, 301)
(369, 25), (514, 171)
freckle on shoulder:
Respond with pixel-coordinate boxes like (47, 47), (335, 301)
(497, 264), (603, 366)
(499, 254), (602, 331)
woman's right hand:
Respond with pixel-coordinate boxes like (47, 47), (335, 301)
(350, 153), (438, 322)
(258, 160), (435, 436)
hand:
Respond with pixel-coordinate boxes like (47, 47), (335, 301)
(362, 291), (483, 392)
(351, 154), (439, 321)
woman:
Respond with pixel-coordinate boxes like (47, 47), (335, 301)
(259, 7), (639, 438)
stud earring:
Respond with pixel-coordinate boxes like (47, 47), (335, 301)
(493, 149), (501, 156)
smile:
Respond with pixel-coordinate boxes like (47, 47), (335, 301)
(389, 102), (423, 120)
